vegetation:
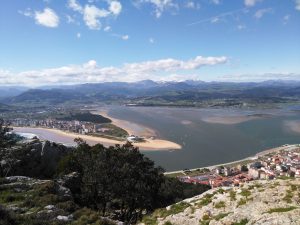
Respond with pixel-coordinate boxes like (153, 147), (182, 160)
(266, 206), (298, 213)
(56, 139), (209, 223)
(232, 218), (249, 225)
(214, 212), (231, 221)
(237, 198), (247, 206)
(229, 190), (236, 201)
(197, 193), (214, 207)
(0, 119), (16, 148)
(214, 201), (225, 209)
(240, 189), (251, 198)
(56, 112), (111, 123)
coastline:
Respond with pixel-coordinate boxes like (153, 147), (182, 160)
(165, 144), (297, 175)
(13, 126), (181, 151)
(92, 110), (157, 137)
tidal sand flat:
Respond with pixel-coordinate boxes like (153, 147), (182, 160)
(13, 127), (181, 151)
(94, 110), (156, 137)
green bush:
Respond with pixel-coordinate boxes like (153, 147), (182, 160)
(267, 206), (298, 213)
(214, 201), (225, 209)
(233, 218), (249, 225)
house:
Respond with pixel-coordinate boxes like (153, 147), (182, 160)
(127, 135), (144, 143)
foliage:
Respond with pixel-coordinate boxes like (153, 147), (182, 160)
(157, 177), (210, 208)
(58, 140), (164, 223)
(214, 201), (225, 209)
(229, 190), (236, 201)
(266, 206), (298, 213)
(232, 218), (249, 225)
(214, 212), (231, 221)
(0, 119), (16, 149)
(197, 193), (214, 207)
(237, 198), (247, 206)
(57, 112), (111, 123)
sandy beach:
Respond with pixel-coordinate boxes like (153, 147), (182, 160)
(13, 127), (181, 151)
(93, 110), (156, 137)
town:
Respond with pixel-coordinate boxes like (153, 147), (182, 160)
(6, 117), (145, 143)
(174, 144), (300, 188)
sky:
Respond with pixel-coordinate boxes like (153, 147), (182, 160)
(0, 0), (299, 86)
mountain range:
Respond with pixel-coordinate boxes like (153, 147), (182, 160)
(2, 80), (300, 106)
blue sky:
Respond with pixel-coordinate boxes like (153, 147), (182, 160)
(0, 0), (299, 86)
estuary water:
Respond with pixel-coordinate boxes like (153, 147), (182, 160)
(106, 105), (300, 171)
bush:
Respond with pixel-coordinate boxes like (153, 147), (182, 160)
(267, 206), (298, 213)
(214, 201), (225, 209)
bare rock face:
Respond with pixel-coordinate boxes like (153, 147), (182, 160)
(141, 179), (300, 225)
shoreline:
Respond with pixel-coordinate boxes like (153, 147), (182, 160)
(13, 126), (181, 151)
(165, 144), (297, 175)
(92, 110), (157, 137)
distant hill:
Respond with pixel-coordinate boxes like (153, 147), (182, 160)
(0, 86), (28, 98)
(2, 80), (300, 106)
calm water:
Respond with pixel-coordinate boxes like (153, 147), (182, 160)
(106, 106), (300, 171)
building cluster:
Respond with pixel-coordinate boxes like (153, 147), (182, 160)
(179, 144), (300, 188)
(8, 118), (111, 135)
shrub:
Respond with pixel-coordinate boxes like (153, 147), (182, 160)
(267, 206), (298, 213)
(237, 198), (247, 206)
(163, 221), (173, 225)
(229, 190), (236, 201)
(233, 218), (249, 225)
(214, 212), (231, 221)
(214, 201), (225, 209)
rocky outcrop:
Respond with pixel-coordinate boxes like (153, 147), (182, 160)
(0, 139), (71, 178)
(141, 179), (300, 225)
(0, 176), (120, 225)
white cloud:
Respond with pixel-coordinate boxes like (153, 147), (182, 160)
(18, 8), (33, 17)
(137, 0), (178, 18)
(67, 0), (122, 30)
(34, 8), (59, 28)
(244, 0), (263, 7)
(104, 26), (111, 32)
(185, 1), (200, 9)
(295, 0), (300, 10)
(109, 1), (122, 15)
(210, 17), (219, 23)
(254, 8), (273, 19)
(76, 32), (81, 38)
(0, 56), (228, 86)
(83, 5), (110, 30)
(211, 0), (221, 5)
(66, 14), (76, 24)
(122, 35), (129, 40)
(68, 0), (83, 13)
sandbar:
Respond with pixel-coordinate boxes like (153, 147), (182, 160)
(13, 127), (181, 151)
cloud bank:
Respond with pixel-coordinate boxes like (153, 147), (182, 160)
(0, 56), (227, 86)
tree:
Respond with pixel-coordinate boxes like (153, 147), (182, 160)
(0, 119), (17, 177)
(0, 119), (15, 148)
(58, 140), (164, 223)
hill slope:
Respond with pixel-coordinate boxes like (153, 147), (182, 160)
(141, 179), (300, 225)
